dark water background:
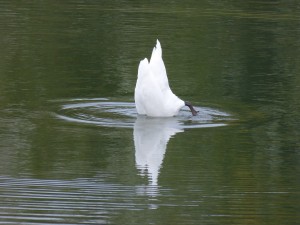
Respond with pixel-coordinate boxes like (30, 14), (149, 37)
(0, 1), (299, 224)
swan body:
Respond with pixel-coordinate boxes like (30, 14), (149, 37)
(135, 40), (186, 117)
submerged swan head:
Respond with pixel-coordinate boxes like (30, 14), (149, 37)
(134, 40), (197, 117)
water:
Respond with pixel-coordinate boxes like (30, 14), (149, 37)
(0, 1), (299, 224)
(55, 98), (231, 128)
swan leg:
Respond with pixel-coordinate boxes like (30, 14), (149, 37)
(185, 101), (198, 116)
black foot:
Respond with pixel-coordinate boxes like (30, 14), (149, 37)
(185, 101), (198, 116)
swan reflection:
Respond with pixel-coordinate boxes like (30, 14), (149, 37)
(133, 116), (183, 186)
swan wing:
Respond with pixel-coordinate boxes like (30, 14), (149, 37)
(135, 58), (150, 115)
(135, 56), (167, 116)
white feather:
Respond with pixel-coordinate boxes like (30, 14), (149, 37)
(135, 40), (185, 117)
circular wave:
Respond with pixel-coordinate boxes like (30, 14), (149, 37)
(55, 98), (233, 129)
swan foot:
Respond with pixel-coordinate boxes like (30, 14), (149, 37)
(185, 101), (198, 116)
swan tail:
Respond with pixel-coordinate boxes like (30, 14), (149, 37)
(149, 40), (169, 90)
(150, 39), (162, 60)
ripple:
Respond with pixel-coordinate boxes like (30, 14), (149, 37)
(55, 98), (233, 129)
(0, 176), (160, 224)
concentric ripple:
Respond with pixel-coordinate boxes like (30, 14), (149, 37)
(55, 98), (233, 129)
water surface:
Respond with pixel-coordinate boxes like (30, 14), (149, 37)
(0, 1), (299, 224)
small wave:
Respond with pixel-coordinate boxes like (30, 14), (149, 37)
(54, 98), (233, 129)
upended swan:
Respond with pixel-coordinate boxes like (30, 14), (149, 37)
(134, 40), (197, 117)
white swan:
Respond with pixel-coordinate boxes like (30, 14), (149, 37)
(135, 40), (197, 117)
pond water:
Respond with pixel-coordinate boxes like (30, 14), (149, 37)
(0, 1), (299, 224)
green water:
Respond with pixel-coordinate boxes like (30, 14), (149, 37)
(0, 1), (299, 224)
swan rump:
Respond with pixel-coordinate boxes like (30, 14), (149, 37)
(135, 40), (185, 117)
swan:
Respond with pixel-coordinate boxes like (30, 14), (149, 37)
(134, 40), (197, 117)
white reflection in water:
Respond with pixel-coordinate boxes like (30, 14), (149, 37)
(133, 116), (183, 186)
